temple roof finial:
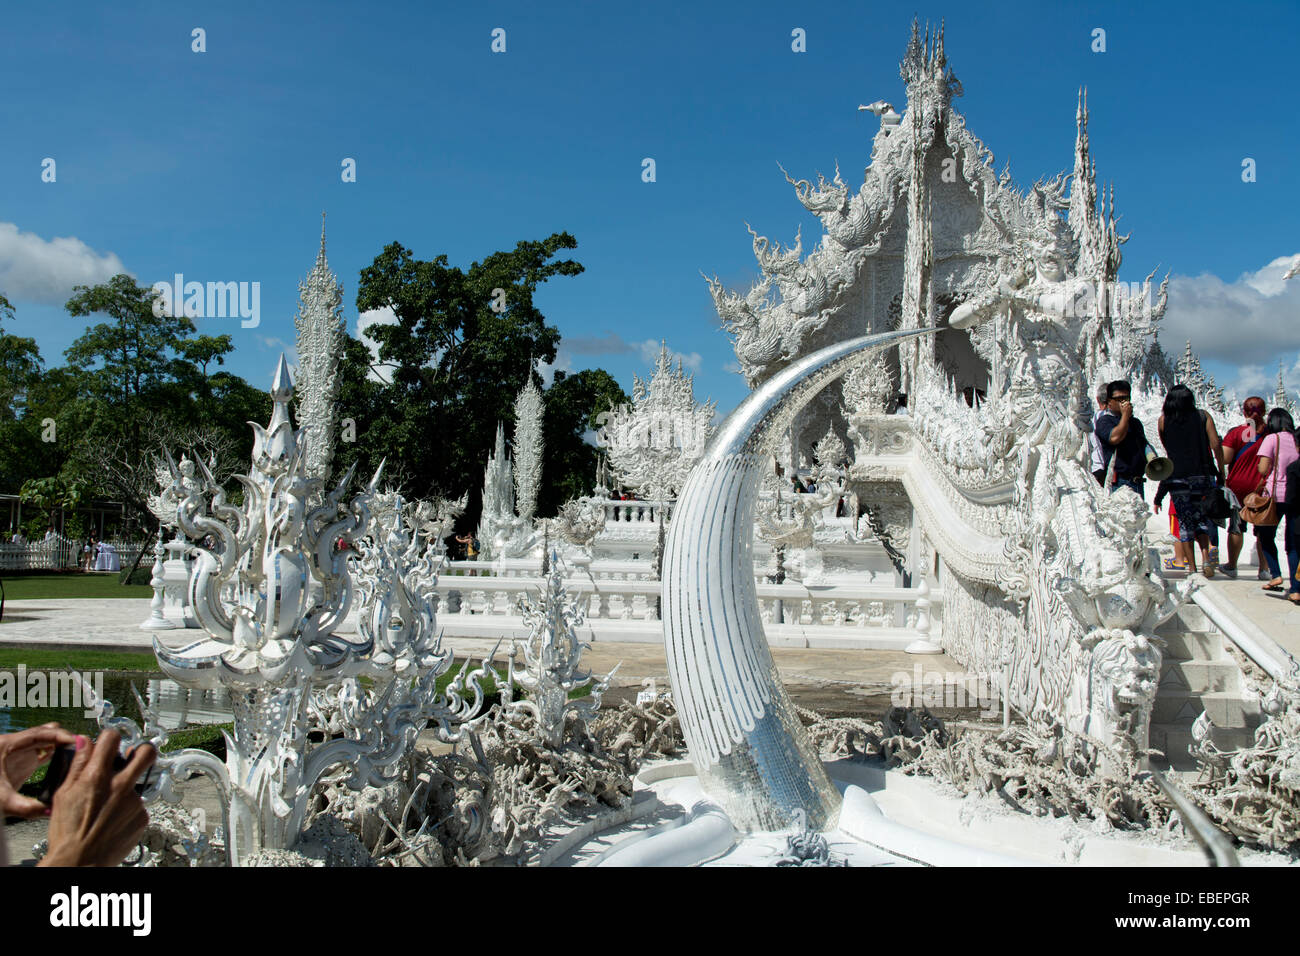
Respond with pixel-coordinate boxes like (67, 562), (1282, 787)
(272, 353), (294, 399)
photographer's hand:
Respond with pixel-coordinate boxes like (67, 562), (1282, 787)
(38, 729), (156, 867)
(0, 723), (76, 819)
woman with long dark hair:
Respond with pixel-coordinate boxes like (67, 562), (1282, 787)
(1158, 384), (1224, 576)
(1254, 407), (1299, 599)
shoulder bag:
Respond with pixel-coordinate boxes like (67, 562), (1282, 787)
(1240, 436), (1280, 526)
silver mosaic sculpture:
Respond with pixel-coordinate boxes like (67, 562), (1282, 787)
(135, 357), (489, 865)
(294, 215), (346, 487)
(496, 554), (617, 748)
(662, 326), (932, 832)
(599, 342), (715, 500)
(513, 378), (544, 522)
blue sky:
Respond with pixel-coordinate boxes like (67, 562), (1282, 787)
(2, 0), (1297, 414)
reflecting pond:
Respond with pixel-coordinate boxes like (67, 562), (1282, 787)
(0, 672), (234, 736)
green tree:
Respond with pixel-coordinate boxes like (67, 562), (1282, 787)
(0, 293), (50, 495)
(331, 334), (390, 491)
(64, 275), (198, 451)
(537, 369), (629, 516)
(354, 234), (583, 514)
(0, 292), (43, 419)
(19, 475), (88, 536)
(53, 276), (265, 528)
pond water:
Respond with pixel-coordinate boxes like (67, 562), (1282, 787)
(0, 672), (234, 736)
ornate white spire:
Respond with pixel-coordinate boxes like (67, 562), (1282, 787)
(477, 422), (516, 559)
(512, 378), (544, 521)
(599, 342), (715, 501)
(294, 212), (346, 485)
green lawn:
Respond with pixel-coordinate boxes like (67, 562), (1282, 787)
(0, 648), (159, 671)
(1, 573), (152, 601)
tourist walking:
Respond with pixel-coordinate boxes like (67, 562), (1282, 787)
(1252, 408), (1299, 598)
(1088, 385), (1109, 485)
(1221, 396), (1269, 576)
(1157, 384), (1224, 576)
(1095, 380), (1147, 495)
(455, 531), (480, 575)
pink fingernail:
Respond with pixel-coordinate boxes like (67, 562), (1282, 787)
(75, 735), (88, 751)
(42, 808), (52, 817)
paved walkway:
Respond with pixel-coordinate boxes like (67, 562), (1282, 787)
(1186, 572), (1300, 662)
(0, 598), (969, 702)
(1150, 536), (1300, 663)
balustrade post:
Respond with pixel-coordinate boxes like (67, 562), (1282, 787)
(140, 532), (177, 630)
(905, 574), (942, 654)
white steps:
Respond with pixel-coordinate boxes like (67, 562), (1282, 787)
(1149, 604), (1261, 773)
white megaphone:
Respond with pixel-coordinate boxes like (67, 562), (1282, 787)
(1144, 445), (1174, 481)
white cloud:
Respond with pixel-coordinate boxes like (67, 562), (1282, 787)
(1161, 255), (1300, 367)
(564, 330), (703, 373)
(0, 222), (127, 305)
(356, 307), (397, 384)
(535, 349), (575, 388)
(633, 339), (703, 372)
(1158, 253), (1300, 404)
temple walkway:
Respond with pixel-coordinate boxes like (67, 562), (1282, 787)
(0, 598), (971, 710)
(1184, 573), (1300, 663)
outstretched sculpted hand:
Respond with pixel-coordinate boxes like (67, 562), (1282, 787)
(38, 729), (156, 868)
(0, 723), (77, 819)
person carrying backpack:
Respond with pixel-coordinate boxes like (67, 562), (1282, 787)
(1222, 396), (1268, 576)
(1157, 384), (1224, 577)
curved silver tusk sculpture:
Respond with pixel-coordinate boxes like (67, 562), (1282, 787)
(662, 327), (934, 832)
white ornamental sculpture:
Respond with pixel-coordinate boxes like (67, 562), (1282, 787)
(129, 357), (490, 865)
(477, 422), (534, 560)
(412, 492), (468, 547)
(496, 555), (617, 749)
(513, 377), (544, 522)
(293, 215), (346, 486)
(599, 343), (715, 501)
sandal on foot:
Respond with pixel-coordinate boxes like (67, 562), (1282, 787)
(1289, 594), (1300, 606)
(1263, 579), (1285, 591)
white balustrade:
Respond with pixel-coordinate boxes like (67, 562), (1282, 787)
(0, 535), (144, 573)
(430, 568), (941, 649)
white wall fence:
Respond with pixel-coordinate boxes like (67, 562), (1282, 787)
(0, 535), (145, 573)
(595, 499), (675, 526)
(434, 560), (941, 649)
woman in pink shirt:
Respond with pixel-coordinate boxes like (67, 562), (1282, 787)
(1254, 407), (1300, 599)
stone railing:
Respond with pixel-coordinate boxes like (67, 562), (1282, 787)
(0, 535), (145, 573)
(597, 498), (675, 525)
(441, 558), (657, 582)
(430, 567), (941, 650)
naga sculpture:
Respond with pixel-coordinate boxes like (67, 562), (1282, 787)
(662, 326), (932, 832)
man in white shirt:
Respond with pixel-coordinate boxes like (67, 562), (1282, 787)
(1088, 386), (1108, 484)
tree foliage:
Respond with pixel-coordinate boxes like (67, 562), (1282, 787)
(351, 234), (598, 522)
(537, 369), (629, 516)
(2, 230), (628, 538)
(0, 277), (270, 534)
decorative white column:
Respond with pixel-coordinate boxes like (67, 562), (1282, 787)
(140, 532), (176, 630)
(905, 574), (942, 654)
